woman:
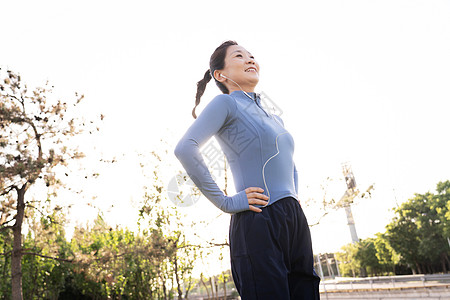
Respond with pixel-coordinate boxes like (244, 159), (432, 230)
(174, 40), (320, 299)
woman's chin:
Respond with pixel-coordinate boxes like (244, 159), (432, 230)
(248, 77), (260, 86)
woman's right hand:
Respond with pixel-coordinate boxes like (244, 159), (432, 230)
(245, 187), (269, 213)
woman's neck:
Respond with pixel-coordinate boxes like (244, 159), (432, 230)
(228, 85), (255, 94)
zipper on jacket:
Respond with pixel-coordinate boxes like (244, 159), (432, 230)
(254, 94), (270, 117)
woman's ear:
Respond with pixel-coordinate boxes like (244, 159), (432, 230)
(213, 70), (226, 83)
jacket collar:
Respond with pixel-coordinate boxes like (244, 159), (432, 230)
(230, 90), (261, 104)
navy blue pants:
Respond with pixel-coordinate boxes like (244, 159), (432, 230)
(229, 197), (320, 299)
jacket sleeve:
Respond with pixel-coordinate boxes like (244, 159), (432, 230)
(174, 94), (249, 214)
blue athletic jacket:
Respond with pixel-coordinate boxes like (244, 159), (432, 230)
(174, 90), (298, 214)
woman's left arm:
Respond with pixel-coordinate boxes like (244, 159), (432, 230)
(174, 94), (250, 213)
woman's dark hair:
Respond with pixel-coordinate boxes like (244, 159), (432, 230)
(192, 40), (238, 119)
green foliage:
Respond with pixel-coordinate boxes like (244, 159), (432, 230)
(337, 180), (450, 277)
(0, 229), (13, 298)
(385, 181), (450, 274)
(63, 208), (199, 299)
(437, 181), (450, 239)
(337, 236), (400, 277)
(0, 68), (228, 298)
(0, 128), (223, 298)
(373, 233), (400, 273)
(0, 67), (100, 299)
(336, 242), (360, 277)
(355, 238), (383, 276)
(21, 206), (71, 299)
(0, 206), (201, 299)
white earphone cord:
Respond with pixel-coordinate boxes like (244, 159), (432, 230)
(222, 74), (286, 206)
(222, 74), (277, 115)
(221, 74), (254, 101)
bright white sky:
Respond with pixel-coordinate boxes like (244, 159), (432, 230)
(2, 0), (450, 274)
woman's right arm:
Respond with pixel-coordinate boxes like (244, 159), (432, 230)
(174, 94), (268, 214)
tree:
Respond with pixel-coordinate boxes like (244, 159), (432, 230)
(373, 233), (400, 275)
(355, 238), (383, 277)
(21, 200), (72, 299)
(337, 238), (387, 277)
(436, 180), (450, 270)
(336, 242), (360, 277)
(335, 180), (450, 277)
(385, 181), (450, 274)
(139, 149), (200, 299)
(0, 68), (98, 299)
(304, 176), (374, 227)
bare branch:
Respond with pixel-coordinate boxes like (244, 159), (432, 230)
(6, 93), (21, 104)
(0, 185), (18, 196)
(177, 241), (229, 250)
(308, 211), (330, 227)
(0, 212), (12, 226)
(205, 242), (229, 248)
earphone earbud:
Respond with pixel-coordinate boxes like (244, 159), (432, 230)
(217, 73), (257, 106)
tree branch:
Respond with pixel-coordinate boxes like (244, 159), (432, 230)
(0, 214), (15, 227)
(177, 241), (229, 250)
(205, 241), (229, 248)
(26, 204), (60, 225)
(0, 184), (18, 196)
(7, 93), (21, 104)
(21, 252), (73, 263)
(0, 225), (14, 233)
(308, 211), (330, 227)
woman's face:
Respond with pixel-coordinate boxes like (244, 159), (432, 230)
(216, 45), (260, 93)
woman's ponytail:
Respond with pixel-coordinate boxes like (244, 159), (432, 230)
(192, 69), (212, 119)
(191, 40), (237, 119)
